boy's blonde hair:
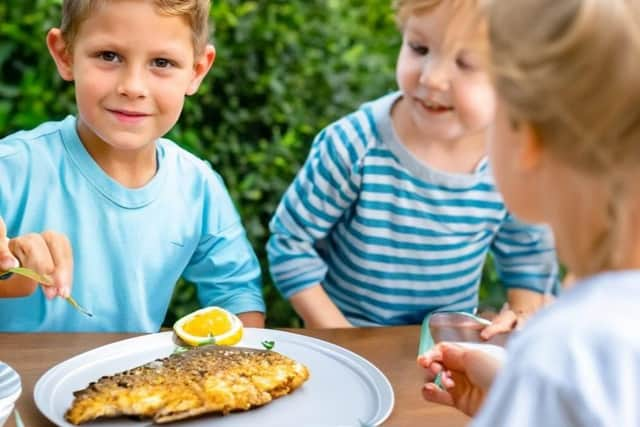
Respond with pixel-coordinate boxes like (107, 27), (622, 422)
(60, 0), (211, 55)
(489, 0), (640, 272)
(392, 0), (487, 55)
(393, 0), (481, 27)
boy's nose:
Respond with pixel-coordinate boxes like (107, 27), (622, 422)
(419, 59), (450, 92)
(117, 67), (148, 99)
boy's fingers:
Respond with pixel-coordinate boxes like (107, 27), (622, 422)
(43, 286), (57, 300)
(42, 231), (73, 297)
(480, 310), (517, 339)
(0, 218), (19, 271)
(9, 234), (55, 281)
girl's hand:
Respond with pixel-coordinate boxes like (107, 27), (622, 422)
(5, 226), (73, 299)
(417, 343), (501, 417)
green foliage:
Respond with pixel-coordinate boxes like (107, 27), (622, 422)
(1, 0), (505, 327)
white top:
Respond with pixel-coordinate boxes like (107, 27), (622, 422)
(473, 270), (640, 427)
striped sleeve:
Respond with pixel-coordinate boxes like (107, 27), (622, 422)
(267, 114), (370, 298)
(490, 214), (559, 294)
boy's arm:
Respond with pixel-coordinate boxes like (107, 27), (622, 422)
(290, 284), (352, 328)
(237, 311), (265, 328)
(482, 214), (558, 338)
(182, 172), (266, 324)
(267, 120), (365, 327)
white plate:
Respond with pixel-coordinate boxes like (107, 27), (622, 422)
(0, 361), (21, 407)
(34, 329), (394, 427)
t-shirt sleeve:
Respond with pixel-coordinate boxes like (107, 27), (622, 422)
(182, 171), (265, 315)
(490, 213), (559, 294)
(266, 115), (368, 298)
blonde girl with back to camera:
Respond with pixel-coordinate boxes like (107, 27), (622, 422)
(418, 0), (640, 425)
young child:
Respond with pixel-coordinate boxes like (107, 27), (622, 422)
(418, 0), (640, 424)
(0, 0), (265, 332)
(267, 0), (558, 330)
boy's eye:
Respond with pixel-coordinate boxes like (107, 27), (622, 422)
(99, 51), (120, 62)
(408, 42), (429, 56)
(152, 58), (173, 68)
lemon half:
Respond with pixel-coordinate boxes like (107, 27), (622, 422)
(173, 306), (243, 346)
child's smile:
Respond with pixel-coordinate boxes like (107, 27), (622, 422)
(106, 108), (152, 125)
(394, 2), (495, 144)
(416, 97), (454, 114)
(47, 0), (214, 187)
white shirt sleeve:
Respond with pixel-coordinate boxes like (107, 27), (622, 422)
(471, 367), (597, 427)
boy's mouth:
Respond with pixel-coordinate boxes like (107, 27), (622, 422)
(417, 99), (453, 114)
(108, 109), (150, 123)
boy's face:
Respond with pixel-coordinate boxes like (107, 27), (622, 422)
(48, 0), (214, 155)
(396, 3), (495, 142)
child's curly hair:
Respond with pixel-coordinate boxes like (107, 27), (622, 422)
(60, 0), (211, 55)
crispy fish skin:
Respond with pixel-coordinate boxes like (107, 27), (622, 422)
(64, 346), (310, 425)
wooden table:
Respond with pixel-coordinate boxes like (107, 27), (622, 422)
(0, 326), (468, 427)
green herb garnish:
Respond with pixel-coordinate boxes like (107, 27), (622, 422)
(172, 346), (190, 354)
(261, 340), (275, 350)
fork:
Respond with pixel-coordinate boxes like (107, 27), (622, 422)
(1, 266), (93, 317)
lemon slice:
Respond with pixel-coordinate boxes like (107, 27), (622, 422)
(173, 306), (243, 346)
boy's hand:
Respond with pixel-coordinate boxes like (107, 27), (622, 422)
(7, 230), (73, 299)
(417, 343), (501, 417)
(0, 217), (20, 271)
(479, 302), (527, 339)
(480, 288), (545, 340)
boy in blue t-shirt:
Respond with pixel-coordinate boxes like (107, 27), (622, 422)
(0, 0), (265, 332)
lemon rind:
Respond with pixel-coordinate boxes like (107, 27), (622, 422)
(173, 307), (243, 346)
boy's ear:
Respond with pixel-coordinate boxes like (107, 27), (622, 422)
(47, 28), (74, 81)
(186, 44), (216, 96)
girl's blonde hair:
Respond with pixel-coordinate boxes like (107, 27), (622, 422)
(489, 0), (640, 273)
(60, 0), (211, 55)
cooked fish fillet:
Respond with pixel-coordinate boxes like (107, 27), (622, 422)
(65, 346), (310, 425)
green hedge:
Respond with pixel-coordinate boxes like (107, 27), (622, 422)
(0, 0), (504, 327)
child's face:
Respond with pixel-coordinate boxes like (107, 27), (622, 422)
(396, 3), (495, 142)
(51, 0), (213, 154)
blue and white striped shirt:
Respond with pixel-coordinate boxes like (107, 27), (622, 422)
(267, 92), (558, 326)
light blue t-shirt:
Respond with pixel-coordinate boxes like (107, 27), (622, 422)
(473, 270), (640, 427)
(0, 116), (265, 332)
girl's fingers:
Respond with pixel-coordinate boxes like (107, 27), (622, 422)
(422, 382), (455, 406)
